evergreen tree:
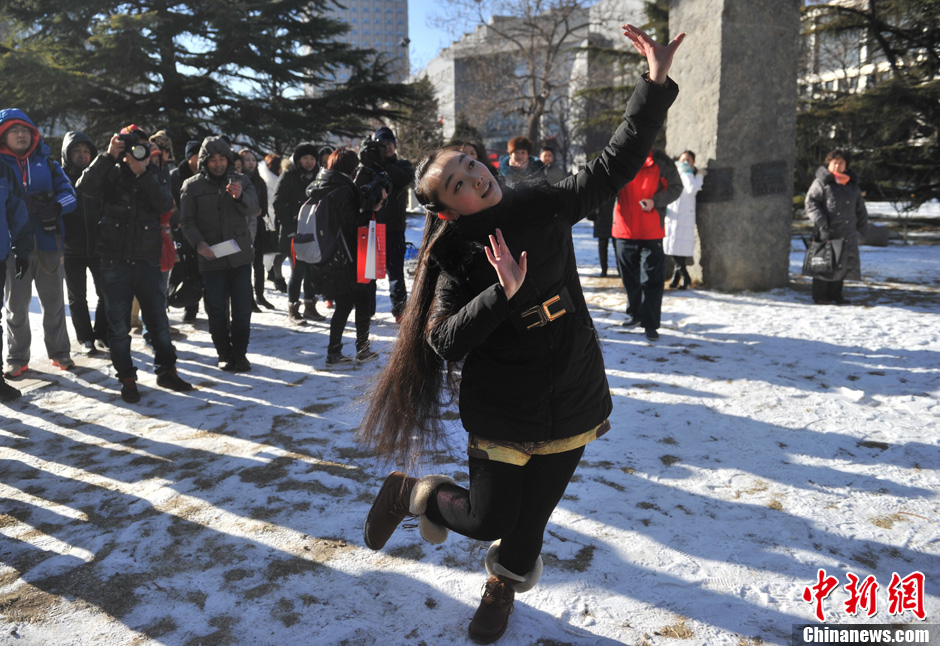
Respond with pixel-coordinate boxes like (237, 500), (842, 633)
(798, 0), (939, 207)
(389, 76), (442, 162)
(0, 1), (413, 157)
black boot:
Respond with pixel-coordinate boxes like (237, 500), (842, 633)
(679, 265), (692, 290)
(669, 265), (681, 289)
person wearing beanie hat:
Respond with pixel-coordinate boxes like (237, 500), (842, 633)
(274, 142), (325, 325)
(371, 126), (414, 322)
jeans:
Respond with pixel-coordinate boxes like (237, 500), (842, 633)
(64, 255), (108, 344)
(287, 258), (315, 303)
(100, 258), (176, 381)
(614, 238), (665, 330)
(425, 445), (584, 576)
(385, 230), (407, 317)
(202, 263), (252, 361)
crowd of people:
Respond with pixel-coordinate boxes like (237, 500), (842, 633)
(0, 109), (418, 403)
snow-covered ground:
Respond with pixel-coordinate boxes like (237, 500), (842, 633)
(1, 215), (937, 646)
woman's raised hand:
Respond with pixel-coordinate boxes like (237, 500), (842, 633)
(484, 228), (527, 300)
(622, 24), (685, 84)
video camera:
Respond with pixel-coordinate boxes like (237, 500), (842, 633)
(356, 136), (392, 213)
(118, 132), (152, 162)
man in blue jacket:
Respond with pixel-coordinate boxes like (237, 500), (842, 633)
(0, 162), (32, 400)
(0, 109), (78, 379)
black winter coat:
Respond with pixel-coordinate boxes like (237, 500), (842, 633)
(75, 154), (174, 263)
(805, 166), (869, 282)
(305, 168), (369, 299)
(273, 165), (316, 255)
(375, 155), (415, 232)
(61, 131), (102, 257)
(428, 76), (678, 444)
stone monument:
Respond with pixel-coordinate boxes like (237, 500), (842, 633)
(666, 0), (801, 291)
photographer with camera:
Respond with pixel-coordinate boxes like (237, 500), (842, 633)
(366, 127), (414, 323)
(75, 126), (193, 403)
(0, 109), (77, 379)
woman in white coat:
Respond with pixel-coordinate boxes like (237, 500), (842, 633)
(663, 150), (703, 289)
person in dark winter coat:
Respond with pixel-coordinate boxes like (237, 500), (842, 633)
(0, 162), (32, 400)
(180, 136), (259, 371)
(612, 147), (682, 340)
(273, 142), (324, 324)
(238, 148), (274, 311)
(0, 109), (78, 378)
(75, 129), (193, 403)
(169, 139), (203, 321)
(804, 150), (869, 304)
(589, 196), (617, 277)
(373, 126), (415, 321)
(61, 131), (109, 354)
(306, 148), (384, 364)
(497, 136), (544, 188)
(358, 25), (682, 645)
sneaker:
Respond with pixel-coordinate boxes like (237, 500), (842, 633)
(156, 368), (193, 392)
(231, 357), (251, 373)
(80, 340), (98, 356)
(644, 328), (660, 341)
(52, 357), (75, 370)
(94, 339), (110, 353)
(120, 377), (141, 403)
(4, 364), (29, 379)
(0, 379), (21, 402)
(363, 471), (419, 550)
(622, 315), (641, 328)
(468, 576), (516, 644)
(326, 353), (353, 365)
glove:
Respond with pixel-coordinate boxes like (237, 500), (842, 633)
(26, 193), (62, 233)
(14, 256), (29, 280)
(818, 225), (831, 242)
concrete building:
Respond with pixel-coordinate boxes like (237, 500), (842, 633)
(326, 0), (410, 84)
(414, 0), (647, 166)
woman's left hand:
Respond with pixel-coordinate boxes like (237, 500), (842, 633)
(485, 228), (527, 300)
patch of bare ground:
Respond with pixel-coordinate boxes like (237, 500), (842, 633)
(656, 616), (694, 639)
(542, 544), (595, 572)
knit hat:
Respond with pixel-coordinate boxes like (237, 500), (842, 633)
(374, 127), (396, 145)
(149, 130), (175, 162)
(185, 139), (201, 160)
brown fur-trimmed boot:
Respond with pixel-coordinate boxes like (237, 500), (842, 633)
(468, 540), (543, 644)
(363, 472), (455, 550)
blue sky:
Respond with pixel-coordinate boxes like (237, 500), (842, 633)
(407, 0), (457, 73)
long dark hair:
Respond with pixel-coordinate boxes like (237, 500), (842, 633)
(358, 151), (458, 467)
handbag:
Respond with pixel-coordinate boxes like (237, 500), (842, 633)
(802, 233), (844, 277)
(356, 216), (386, 283)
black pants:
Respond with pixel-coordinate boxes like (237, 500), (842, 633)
(328, 281), (375, 354)
(63, 255), (108, 344)
(597, 237), (614, 274)
(812, 278), (844, 303)
(425, 445), (584, 576)
(614, 238), (665, 329)
(385, 230), (407, 318)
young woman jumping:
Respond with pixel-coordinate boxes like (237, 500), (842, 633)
(358, 24), (684, 644)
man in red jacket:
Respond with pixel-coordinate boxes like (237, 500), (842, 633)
(612, 148), (681, 340)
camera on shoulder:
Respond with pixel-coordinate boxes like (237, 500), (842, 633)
(118, 133), (152, 162)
